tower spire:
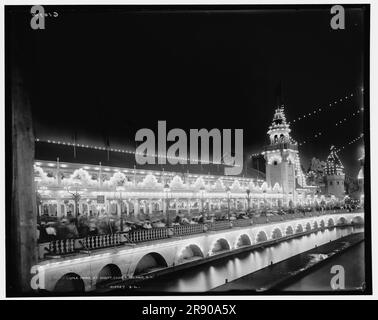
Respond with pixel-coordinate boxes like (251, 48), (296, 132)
(275, 80), (284, 108)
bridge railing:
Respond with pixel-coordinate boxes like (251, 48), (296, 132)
(173, 224), (204, 236)
(126, 227), (169, 243)
(38, 208), (362, 259)
(252, 216), (269, 224)
(207, 220), (232, 231)
(81, 234), (122, 250)
(232, 219), (253, 228)
(47, 239), (75, 255)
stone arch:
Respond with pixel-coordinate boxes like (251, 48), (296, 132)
(352, 216), (364, 225)
(285, 225), (294, 236)
(328, 218), (335, 227)
(178, 244), (204, 263)
(96, 264), (122, 287)
(210, 238), (231, 255)
(134, 252), (168, 276)
(319, 220), (326, 229)
(295, 224), (304, 233)
(235, 234), (252, 248)
(336, 217), (347, 226)
(271, 227), (283, 240)
(54, 272), (85, 293)
(313, 221), (319, 230)
(305, 222), (312, 232)
(256, 230), (268, 243)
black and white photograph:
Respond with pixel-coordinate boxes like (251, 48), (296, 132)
(3, 3), (371, 299)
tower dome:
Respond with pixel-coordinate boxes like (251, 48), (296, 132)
(324, 146), (345, 198)
(325, 146), (344, 175)
(267, 107), (297, 145)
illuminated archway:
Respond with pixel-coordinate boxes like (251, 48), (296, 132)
(336, 217), (347, 226)
(285, 226), (294, 236)
(55, 273), (85, 293)
(352, 216), (364, 225)
(178, 244), (204, 262)
(295, 224), (304, 233)
(96, 264), (122, 287)
(134, 252), (168, 275)
(256, 230), (268, 243)
(271, 228), (283, 240)
(236, 234), (252, 248)
(211, 238), (231, 255)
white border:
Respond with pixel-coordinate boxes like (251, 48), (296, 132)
(0, 0), (376, 300)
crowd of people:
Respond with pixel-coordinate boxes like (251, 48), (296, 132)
(37, 203), (361, 243)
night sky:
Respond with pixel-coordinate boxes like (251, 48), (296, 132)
(10, 5), (367, 176)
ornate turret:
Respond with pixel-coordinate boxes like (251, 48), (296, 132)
(325, 146), (344, 175)
(263, 105), (298, 200)
(325, 146), (345, 198)
(267, 106), (297, 147)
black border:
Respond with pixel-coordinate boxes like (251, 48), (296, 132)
(4, 4), (372, 298)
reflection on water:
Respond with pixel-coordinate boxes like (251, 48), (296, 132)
(282, 240), (365, 291)
(135, 226), (363, 292)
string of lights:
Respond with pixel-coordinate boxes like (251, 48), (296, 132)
(334, 133), (364, 154)
(250, 105), (364, 156)
(35, 138), (228, 165)
(297, 106), (364, 146)
(288, 87), (364, 125)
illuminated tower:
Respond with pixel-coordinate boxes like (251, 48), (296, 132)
(263, 106), (298, 201)
(325, 146), (345, 198)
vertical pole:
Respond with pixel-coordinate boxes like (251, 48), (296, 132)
(56, 157), (60, 185)
(99, 162), (102, 187)
(9, 14), (37, 293)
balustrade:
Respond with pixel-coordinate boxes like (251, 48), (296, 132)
(127, 227), (169, 243)
(82, 234), (121, 250)
(173, 224), (204, 236)
(48, 239), (75, 255)
(40, 208), (362, 258)
(207, 220), (232, 231)
(232, 219), (253, 228)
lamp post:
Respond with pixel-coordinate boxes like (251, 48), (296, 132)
(65, 182), (82, 217)
(116, 186), (125, 231)
(246, 188), (251, 213)
(164, 183), (171, 227)
(263, 189), (267, 213)
(226, 186), (231, 221)
(199, 186), (206, 221)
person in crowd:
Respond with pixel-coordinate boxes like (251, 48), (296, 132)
(66, 218), (79, 239)
(78, 216), (90, 237)
(88, 218), (98, 236)
(38, 223), (49, 242)
(45, 222), (57, 241)
(174, 215), (182, 224)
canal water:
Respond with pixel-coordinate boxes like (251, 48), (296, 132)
(280, 240), (365, 291)
(128, 226), (364, 293)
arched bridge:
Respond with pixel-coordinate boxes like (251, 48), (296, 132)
(35, 211), (364, 292)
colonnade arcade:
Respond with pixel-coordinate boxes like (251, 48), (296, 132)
(35, 160), (326, 218)
(38, 190), (285, 217)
